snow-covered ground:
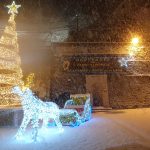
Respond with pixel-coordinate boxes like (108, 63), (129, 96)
(0, 108), (150, 150)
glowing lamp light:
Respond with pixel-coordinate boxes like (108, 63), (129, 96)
(131, 37), (139, 45)
(129, 51), (134, 56)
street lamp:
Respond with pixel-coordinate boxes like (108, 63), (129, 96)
(131, 37), (139, 45)
(119, 36), (143, 67)
(129, 37), (142, 56)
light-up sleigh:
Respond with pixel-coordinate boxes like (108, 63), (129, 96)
(59, 94), (92, 126)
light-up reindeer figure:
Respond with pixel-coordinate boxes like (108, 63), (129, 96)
(12, 86), (63, 142)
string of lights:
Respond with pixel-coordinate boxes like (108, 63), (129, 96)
(12, 86), (63, 142)
(0, 1), (23, 106)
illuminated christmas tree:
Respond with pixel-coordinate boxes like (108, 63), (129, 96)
(0, 1), (23, 106)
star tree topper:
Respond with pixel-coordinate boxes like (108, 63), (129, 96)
(7, 1), (21, 15)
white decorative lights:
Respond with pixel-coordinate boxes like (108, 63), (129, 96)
(12, 86), (63, 142)
(118, 57), (129, 68)
(7, 1), (21, 15)
(12, 86), (92, 142)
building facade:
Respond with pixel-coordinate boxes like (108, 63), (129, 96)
(49, 42), (150, 109)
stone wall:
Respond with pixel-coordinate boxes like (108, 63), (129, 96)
(50, 72), (86, 100)
(0, 109), (23, 127)
(108, 75), (150, 108)
(50, 51), (86, 100)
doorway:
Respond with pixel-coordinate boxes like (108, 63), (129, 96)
(86, 75), (109, 107)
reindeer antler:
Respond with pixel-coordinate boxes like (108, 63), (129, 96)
(22, 73), (35, 91)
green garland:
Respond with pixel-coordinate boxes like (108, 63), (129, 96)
(60, 112), (77, 125)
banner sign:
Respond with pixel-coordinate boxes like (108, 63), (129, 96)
(61, 54), (127, 74)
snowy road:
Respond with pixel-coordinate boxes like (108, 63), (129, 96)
(0, 108), (150, 150)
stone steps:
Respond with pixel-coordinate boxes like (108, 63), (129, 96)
(92, 106), (112, 112)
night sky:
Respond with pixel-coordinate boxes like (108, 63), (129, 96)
(0, 0), (149, 32)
